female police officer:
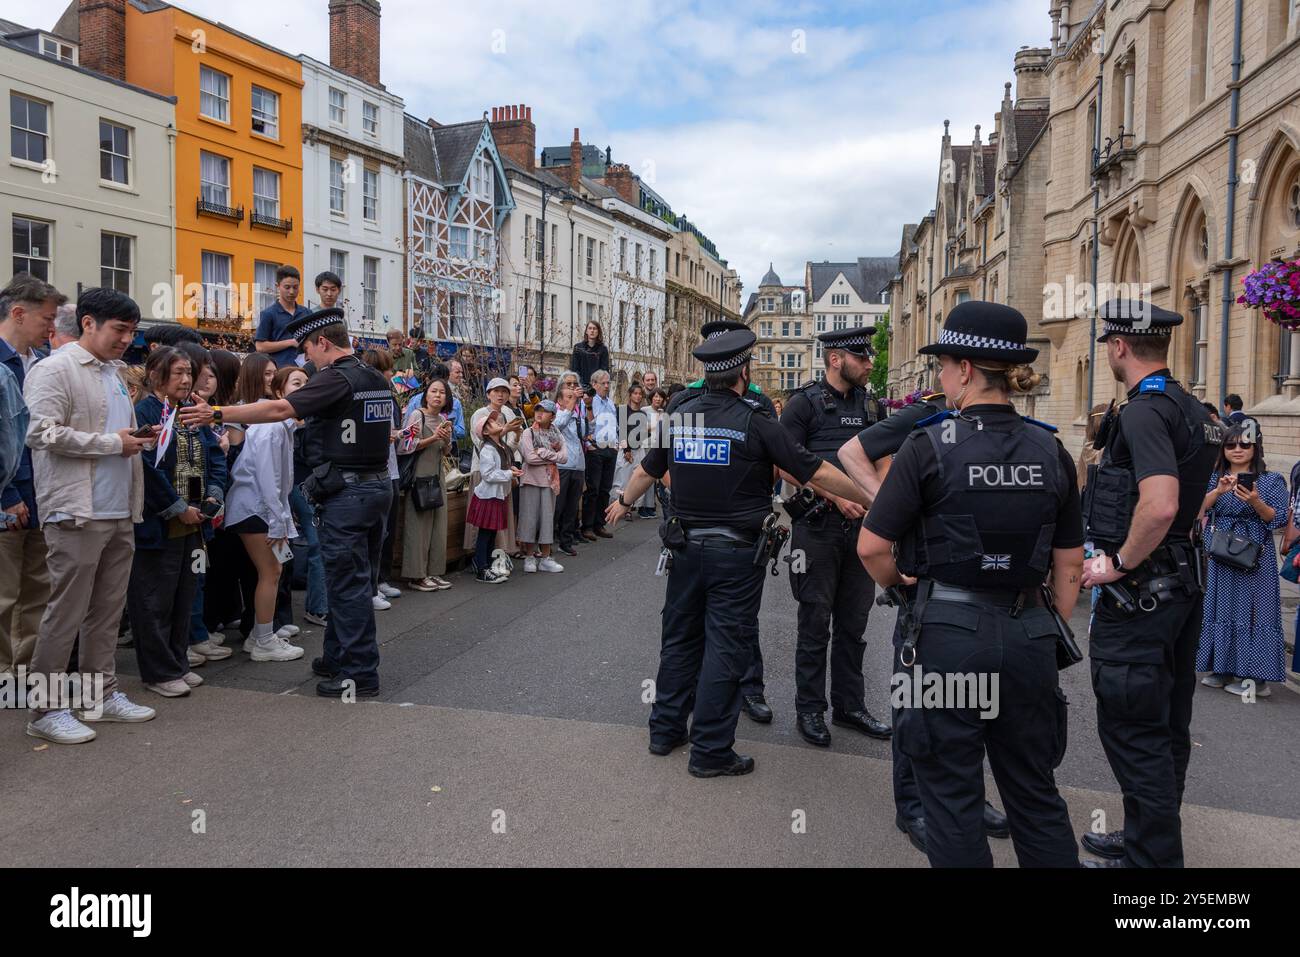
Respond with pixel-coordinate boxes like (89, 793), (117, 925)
(857, 301), (1084, 867)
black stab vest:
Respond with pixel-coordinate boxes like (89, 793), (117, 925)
(668, 390), (770, 533)
(897, 413), (1070, 588)
(796, 378), (880, 469)
(301, 356), (393, 472)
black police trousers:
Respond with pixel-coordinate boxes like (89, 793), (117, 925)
(789, 512), (874, 713)
(894, 596), (1077, 867)
(652, 538), (766, 768)
(1089, 589), (1201, 868)
(317, 479), (392, 690)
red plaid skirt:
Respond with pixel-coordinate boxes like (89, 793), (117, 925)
(466, 494), (508, 531)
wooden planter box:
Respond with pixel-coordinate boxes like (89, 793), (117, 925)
(389, 487), (471, 576)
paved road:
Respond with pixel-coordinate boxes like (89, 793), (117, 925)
(2, 516), (1297, 866)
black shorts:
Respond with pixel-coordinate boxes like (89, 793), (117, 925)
(226, 515), (269, 535)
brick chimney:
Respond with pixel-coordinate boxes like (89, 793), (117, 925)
(329, 0), (382, 88)
(568, 128), (582, 190)
(78, 0), (126, 82)
(602, 163), (638, 206)
(490, 103), (535, 172)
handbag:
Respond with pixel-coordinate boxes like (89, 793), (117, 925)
(1206, 514), (1262, 572)
(396, 412), (424, 491)
(411, 473), (444, 511)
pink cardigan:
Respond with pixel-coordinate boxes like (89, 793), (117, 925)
(520, 425), (567, 489)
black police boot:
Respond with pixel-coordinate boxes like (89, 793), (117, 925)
(687, 754), (756, 778)
(741, 694), (773, 723)
(831, 708), (893, 740)
(316, 676), (380, 698)
(648, 735), (688, 756)
(895, 816), (927, 854)
(1080, 829), (1125, 860)
(311, 656), (338, 678)
(984, 801), (1010, 839)
(1081, 857), (1126, 868)
(797, 712), (832, 747)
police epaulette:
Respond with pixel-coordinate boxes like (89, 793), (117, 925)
(1021, 416), (1058, 433)
(921, 392), (944, 401)
(914, 410), (954, 428)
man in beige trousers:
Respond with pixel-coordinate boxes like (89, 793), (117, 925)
(23, 288), (158, 744)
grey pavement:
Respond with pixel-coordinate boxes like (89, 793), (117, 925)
(2, 516), (1298, 866)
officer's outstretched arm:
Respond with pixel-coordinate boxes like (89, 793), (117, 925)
(604, 464), (655, 528)
(809, 459), (869, 507)
(837, 437), (883, 504)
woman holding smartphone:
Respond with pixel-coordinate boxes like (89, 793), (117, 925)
(129, 347), (225, 697)
(1196, 424), (1289, 696)
(222, 367), (305, 662)
(401, 378), (454, 591)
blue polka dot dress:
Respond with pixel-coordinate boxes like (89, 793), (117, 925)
(1196, 470), (1289, 681)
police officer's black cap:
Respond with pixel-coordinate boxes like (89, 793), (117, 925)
(286, 307), (346, 347)
(918, 300), (1038, 363)
(1095, 300), (1182, 343)
(700, 319), (749, 340)
(693, 328), (756, 372)
(817, 325), (875, 356)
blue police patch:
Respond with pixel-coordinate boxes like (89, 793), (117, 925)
(363, 399), (393, 423)
(1138, 375), (1167, 393)
(1021, 416), (1059, 433)
(674, 437), (731, 465)
(915, 410), (955, 429)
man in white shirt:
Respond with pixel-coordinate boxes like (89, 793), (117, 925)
(23, 288), (157, 744)
(580, 369), (620, 540)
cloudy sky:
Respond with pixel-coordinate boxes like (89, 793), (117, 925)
(16, 0), (1049, 293)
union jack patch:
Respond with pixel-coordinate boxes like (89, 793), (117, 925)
(981, 554), (1011, 571)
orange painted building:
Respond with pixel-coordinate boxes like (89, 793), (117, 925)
(110, 1), (304, 330)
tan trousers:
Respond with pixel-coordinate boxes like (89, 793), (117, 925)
(28, 519), (134, 711)
(0, 525), (50, 671)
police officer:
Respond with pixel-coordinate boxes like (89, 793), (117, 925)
(666, 318), (777, 725)
(179, 307), (394, 697)
(838, 390), (1012, 852)
(1078, 300), (1222, 868)
(667, 320), (778, 418)
(605, 328), (869, 776)
(858, 301), (1084, 867)
(780, 327), (891, 747)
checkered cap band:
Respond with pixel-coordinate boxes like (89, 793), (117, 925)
(937, 328), (1024, 351)
(702, 350), (752, 372)
(1102, 320), (1167, 337)
(706, 329), (730, 340)
(293, 313), (346, 343)
(827, 334), (868, 349)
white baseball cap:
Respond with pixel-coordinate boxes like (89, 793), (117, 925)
(485, 377), (510, 393)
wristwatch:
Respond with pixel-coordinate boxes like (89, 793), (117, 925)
(618, 494), (634, 508)
(211, 405), (224, 426)
(1111, 551), (1125, 572)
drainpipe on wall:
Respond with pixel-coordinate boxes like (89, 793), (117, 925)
(1088, 31), (1104, 412)
(1219, 0), (1244, 404)
(167, 123), (177, 322)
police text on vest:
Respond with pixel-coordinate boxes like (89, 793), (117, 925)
(966, 463), (1045, 488)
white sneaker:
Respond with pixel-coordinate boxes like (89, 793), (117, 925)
(1224, 680), (1272, 697)
(181, 671), (204, 688)
(145, 679), (191, 698)
(81, 691), (155, 723)
(378, 582), (402, 598)
(27, 710), (97, 744)
(1201, 673), (1228, 688)
(251, 636), (305, 662)
(278, 623), (301, 637)
(372, 594), (392, 610)
(243, 635), (255, 654)
(524, 557), (538, 573)
(429, 577), (452, 590)
(538, 557), (565, 573)
(192, 639), (232, 660)
(208, 632), (226, 646)
(187, 648), (206, 667)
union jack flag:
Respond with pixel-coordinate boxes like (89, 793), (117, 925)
(981, 554), (1011, 571)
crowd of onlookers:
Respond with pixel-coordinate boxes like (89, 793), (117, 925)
(0, 268), (677, 744)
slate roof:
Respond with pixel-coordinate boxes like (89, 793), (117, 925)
(759, 263), (782, 287)
(1014, 108), (1049, 155)
(808, 257), (895, 304)
(430, 120), (487, 188)
(0, 18), (30, 36)
(404, 114), (440, 182)
(501, 156), (569, 192)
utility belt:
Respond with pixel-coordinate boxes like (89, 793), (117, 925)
(784, 487), (835, 525)
(1100, 539), (1204, 614)
(877, 577), (1083, 671)
(683, 525), (757, 546)
(302, 463), (389, 504)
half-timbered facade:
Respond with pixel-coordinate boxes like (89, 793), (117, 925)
(402, 115), (514, 343)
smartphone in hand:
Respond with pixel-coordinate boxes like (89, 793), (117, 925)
(271, 539), (293, 564)
(1237, 472), (1256, 491)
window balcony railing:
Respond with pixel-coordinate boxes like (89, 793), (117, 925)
(1092, 128), (1136, 178)
(251, 210), (293, 232)
(196, 197), (244, 222)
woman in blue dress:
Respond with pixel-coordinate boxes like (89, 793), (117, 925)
(1196, 424), (1289, 697)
